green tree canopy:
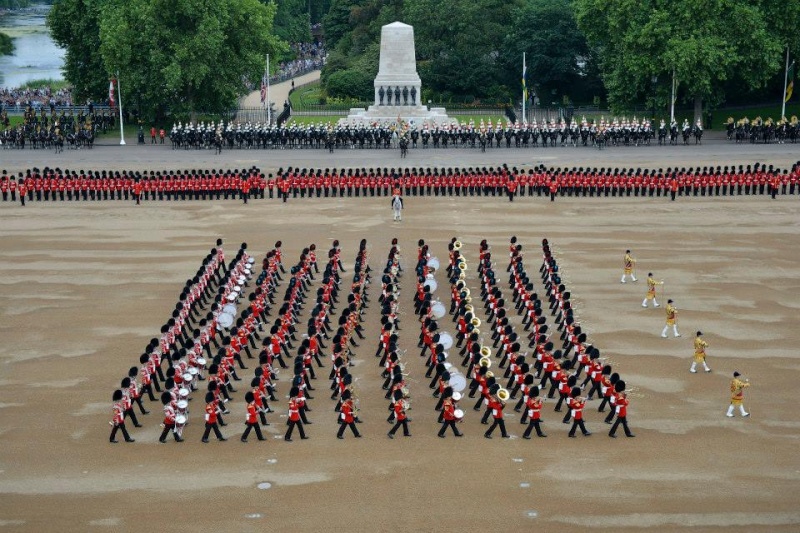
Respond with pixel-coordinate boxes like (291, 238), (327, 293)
(98, 0), (285, 119)
(575, 0), (788, 116)
(502, 0), (601, 106)
(48, 0), (109, 102)
(270, 0), (311, 44)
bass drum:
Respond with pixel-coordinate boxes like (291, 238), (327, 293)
(448, 373), (468, 392)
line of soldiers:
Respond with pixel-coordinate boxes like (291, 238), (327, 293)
(6, 162), (799, 206)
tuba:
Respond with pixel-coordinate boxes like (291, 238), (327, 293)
(471, 317), (482, 328)
(453, 240), (463, 251)
(479, 356), (492, 368)
(497, 388), (510, 402)
(480, 346), (491, 358)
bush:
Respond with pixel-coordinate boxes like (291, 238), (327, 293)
(325, 69), (373, 101)
(0, 31), (14, 56)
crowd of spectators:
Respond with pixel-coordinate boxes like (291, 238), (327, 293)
(0, 85), (73, 110)
(271, 41), (326, 82)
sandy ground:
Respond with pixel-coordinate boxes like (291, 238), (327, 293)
(1, 148), (800, 532)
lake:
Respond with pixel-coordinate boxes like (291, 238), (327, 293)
(0, 3), (65, 88)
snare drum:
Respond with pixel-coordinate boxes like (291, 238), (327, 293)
(454, 409), (465, 422)
(226, 292), (238, 302)
(182, 373), (193, 382)
(452, 391), (463, 402)
(222, 303), (237, 315)
(196, 357), (207, 366)
(188, 367), (199, 376)
(176, 400), (189, 411)
(179, 388), (190, 398)
(175, 415), (187, 426)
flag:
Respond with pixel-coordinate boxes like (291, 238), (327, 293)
(522, 54), (527, 102)
(785, 61), (795, 103)
(109, 79), (116, 109)
(260, 72), (267, 104)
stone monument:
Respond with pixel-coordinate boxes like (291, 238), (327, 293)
(342, 21), (452, 125)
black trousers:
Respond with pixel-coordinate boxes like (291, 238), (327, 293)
(285, 419), (306, 440)
(522, 419), (545, 438)
(337, 421), (361, 438)
(485, 418), (508, 437)
(438, 419), (462, 437)
(609, 415), (633, 437)
(388, 419), (410, 436)
(159, 422), (182, 442)
(109, 422), (133, 442)
(202, 422), (225, 441)
(242, 421), (265, 441)
(568, 419), (590, 436)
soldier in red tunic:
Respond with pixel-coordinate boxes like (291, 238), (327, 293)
(567, 387), (591, 437)
(201, 391), (227, 442)
(387, 389), (411, 438)
(109, 389), (135, 443)
(285, 386), (308, 441)
(608, 381), (635, 438)
(337, 390), (362, 439)
(522, 386), (547, 438)
(241, 391), (266, 442)
(158, 391), (184, 443)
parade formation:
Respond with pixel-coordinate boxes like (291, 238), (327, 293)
(3, 161), (800, 205)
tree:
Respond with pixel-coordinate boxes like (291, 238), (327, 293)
(48, 0), (110, 102)
(98, 0), (285, 120)
(404, 0), (522, 100)
(575, 0), (785, 119)
(502, 0), (602, 106)
(271, 0), (312, 44)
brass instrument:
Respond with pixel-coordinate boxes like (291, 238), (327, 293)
(479, 346), (491, 358)
(471, 317), (482, 328)
(453, 240), (463, 250)
(479, 356), (492, 368)
(497, 388), (510, 402)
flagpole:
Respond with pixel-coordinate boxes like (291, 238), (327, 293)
(522, 52), (526, 124)
(266, 54), (271, 125)
(670, 68), (676, 124)
(781, 46), (790, 119)
(117, 71), (125, 145)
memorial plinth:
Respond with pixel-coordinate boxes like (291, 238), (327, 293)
(341, 21), (453, 125)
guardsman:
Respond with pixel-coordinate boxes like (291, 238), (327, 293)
(285, 386), (308, 441)
(337, 390), (362, 439)
(522, 386), (547, 438)
(241, 390), (266, 442)
(201, 391), (227, 442)
(642, 273), (663, 308)
(621, 250), (637, 283)
(660, 299), (680, 338)
(726, 372), (750, 417)
(438, 389), (464, 438)
(608, 380), (635, 438)
(690, 331), (711, 373)
(158, 391), (184, 443)
(109, 389), (135, 443)
(567, 387), (591, 437)
(387, 389), (411, 438)
(484, 389), (510, 438)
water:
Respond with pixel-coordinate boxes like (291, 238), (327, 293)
(0, 3), (65, 88)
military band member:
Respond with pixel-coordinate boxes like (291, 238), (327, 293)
(438, 390), (464, 437)
(690, 331), (711, 373)
(109, 390), (135, 443)
(726, 371), (750, 417)
(484, 391), (510, 438)
(285, 387), (309, 441)
(158, 391), (184, 443)
(337, 390), (362, 439)
(660, 299), (680, 338)
(642, 273), (663, 308)
(387, 389), (411, 438)
(522, 386), (547, 438)
(241, 391), (266, 442)
(201, 391), (227, 442)
(567, 387), (591, 437)
(608, 387), (635, 438)
(621, 250), (637, 283)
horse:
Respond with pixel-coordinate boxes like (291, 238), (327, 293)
(692, 125), (703, 145)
